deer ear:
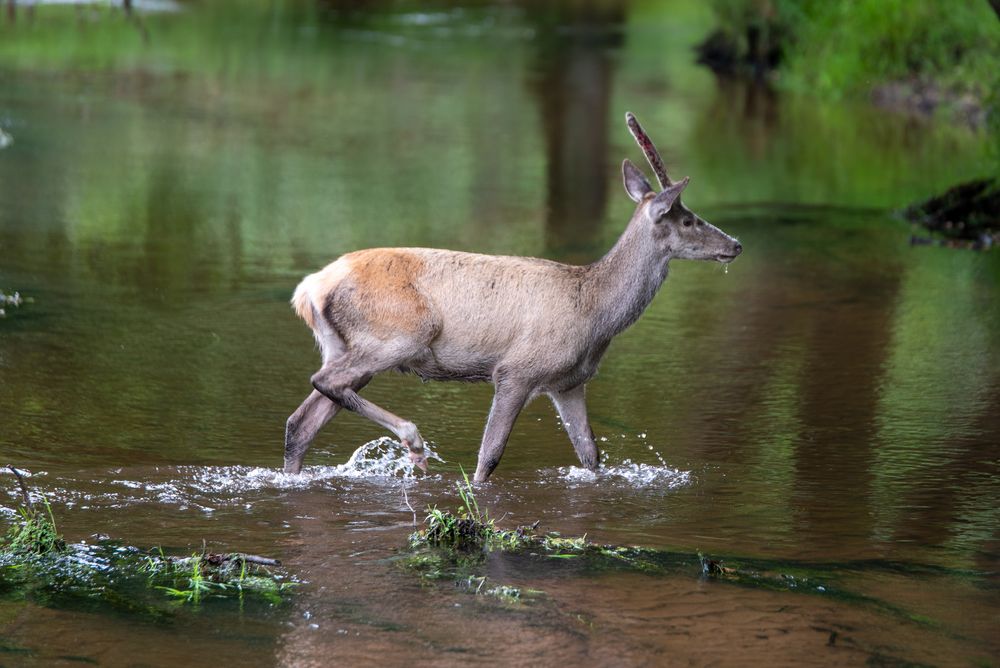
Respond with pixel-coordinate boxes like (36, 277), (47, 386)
(622, 159), (653, 203)
(649, 176), (690, 221)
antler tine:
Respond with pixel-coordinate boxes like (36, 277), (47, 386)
(625, 112), (672, 189)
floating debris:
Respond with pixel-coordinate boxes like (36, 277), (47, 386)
(0, 127), (12, 150)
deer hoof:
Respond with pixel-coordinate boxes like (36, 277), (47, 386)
(408, 450), (428, 472)
(403, 440), (428, 472)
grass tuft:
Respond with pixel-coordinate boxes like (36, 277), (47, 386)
(417, 467), (531, 552)
(3, 499), (67, 557)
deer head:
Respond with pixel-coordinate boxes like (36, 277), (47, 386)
(623, 112), (742, 263)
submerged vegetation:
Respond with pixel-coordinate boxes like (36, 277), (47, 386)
(1, 468), (297, 616)
(3, 500), (65, 556)
(145, 550), (296, 605)
(401, 475), (991, 627)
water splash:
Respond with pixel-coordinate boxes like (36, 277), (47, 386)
(160, 437), (444, 498)
(558, 460), (692, 488)
(554, 439), (691, 488)
(2, 438), (443, 513)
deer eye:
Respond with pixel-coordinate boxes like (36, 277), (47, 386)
(682, 218), (693, 227)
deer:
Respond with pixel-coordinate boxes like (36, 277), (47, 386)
(284, 112), (742, 482)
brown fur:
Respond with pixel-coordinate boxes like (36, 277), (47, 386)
(284, 144), (743, 482)
(340, 249), (430, 338)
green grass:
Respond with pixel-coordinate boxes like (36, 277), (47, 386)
(707, 0), (1000, 101)
(785, 0), (997, 97)
(2, 501), (66, 557)
(418, 467), (530, 552)
(144, 550), (298, 606)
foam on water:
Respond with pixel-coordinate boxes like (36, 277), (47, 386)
(179, 437), (445, 495)
(552, 440), (692, 489)
(558, 459), (692, 488)
(2, 438), (443, 513)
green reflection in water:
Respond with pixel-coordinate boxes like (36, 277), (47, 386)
(1, 1), (999, 663)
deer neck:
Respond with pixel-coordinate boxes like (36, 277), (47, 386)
(587, 210), (671, 340)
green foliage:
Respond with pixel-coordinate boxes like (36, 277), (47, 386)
(418, 467), (530, 552)
(708, 0), (1000, 100)
(1, 498), (294, 614)
(397, 471), (991, 629)
(2, 474), (293, 609)
(782, 0), (998, 97)
(155, 556), (214, 604)
(145, 552), (298, 606)
(2, 498), (66, 557)
(1, 539), (298, 617)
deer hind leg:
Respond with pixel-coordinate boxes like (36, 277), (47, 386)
(549, 384), (600, 471)
(310, 360), (429, 471)
(284, 373), (374, 474)
(284, 390), (340, 474)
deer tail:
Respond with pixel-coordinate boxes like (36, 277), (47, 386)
(291, 276), (318, 330)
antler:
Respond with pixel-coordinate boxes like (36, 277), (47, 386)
(625, 112), (671, 189)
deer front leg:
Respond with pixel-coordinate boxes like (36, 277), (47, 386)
(474, 380), (531, 482)
(549, 384), (600, 471)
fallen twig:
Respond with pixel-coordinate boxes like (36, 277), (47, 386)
(6, 465), (34, 510)
(401, 480), (416, 527)
(166, 552), (281, 567)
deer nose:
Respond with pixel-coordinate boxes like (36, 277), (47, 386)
(733, 242), (743, 256)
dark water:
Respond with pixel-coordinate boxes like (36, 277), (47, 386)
(1, 2), (999, 666)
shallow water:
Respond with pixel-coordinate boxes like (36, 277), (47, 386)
(2, 1), (999, 666)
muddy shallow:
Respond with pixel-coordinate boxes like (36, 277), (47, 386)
(1, 1), (999, 666)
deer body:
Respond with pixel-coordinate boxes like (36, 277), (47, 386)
(284, 114), (742, 481)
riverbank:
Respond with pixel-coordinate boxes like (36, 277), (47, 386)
(697, 0), (1000, 135)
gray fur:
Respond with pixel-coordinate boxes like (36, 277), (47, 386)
(285, 158), (742, 481)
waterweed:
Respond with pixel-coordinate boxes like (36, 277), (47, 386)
(2, 466), (67, 557)
(2, 468), (297, 614)
(416, 467), (531, 552)
(399, 472), (977, 628)
(147, 549), (298, 606)
(3, 498), (67, 557)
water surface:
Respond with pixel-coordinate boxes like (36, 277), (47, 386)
(1, 2), (998, 666)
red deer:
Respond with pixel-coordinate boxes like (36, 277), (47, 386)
(285, 113), (742, 481)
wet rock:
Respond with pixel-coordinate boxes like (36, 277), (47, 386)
(695, 24), (784, 79)
(904, 177), (1000, 248)
(871, 79), (988, 128)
